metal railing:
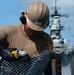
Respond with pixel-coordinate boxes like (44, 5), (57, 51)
(0, 56), (39, 75)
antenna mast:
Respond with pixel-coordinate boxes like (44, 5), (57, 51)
(55, 0), (57, 15)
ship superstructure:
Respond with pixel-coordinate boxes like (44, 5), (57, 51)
(49, 0), (74, 75)
(50, 0), (68, 54)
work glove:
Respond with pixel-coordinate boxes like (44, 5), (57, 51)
(0, 48), (29, 61)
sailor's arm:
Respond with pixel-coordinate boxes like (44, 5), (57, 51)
(46, 35), (62, 61)
(0, 27), (6, 41)
(46, 35), (54, 52)
(0, 25), (16, 43)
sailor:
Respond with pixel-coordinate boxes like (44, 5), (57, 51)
(0, 1), (53, 59)
(0, 1), (54, 75)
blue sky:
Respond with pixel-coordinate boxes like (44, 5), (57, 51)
(0, 0), (74, 46)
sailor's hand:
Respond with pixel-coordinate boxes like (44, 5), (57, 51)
(0, 48), (29, 61)
(0, 48), (13, 61)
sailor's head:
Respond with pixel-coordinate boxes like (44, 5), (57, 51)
(20, 2), (50, 32)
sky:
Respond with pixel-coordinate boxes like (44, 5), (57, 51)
(0, 0), (74, 46)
